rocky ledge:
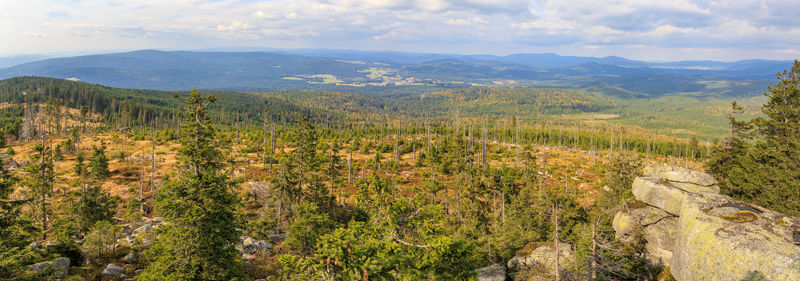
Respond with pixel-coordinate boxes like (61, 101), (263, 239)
(615, 165), (800, 281)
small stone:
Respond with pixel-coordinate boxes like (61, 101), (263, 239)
(122, 251), (138, 264)
(133, 223), (152, 234)
(268, 233), (286, 242)
(102, 263), (126, 279)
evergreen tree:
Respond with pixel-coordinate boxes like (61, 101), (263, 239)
(295, 115), (319, 191)
(596, 152), (642, 211)
(326, 141), (344, 207)
(139, 90), (245, 280)
(74, 152), (85, 177)
(708, 60), (800, 216)
(0, 158), (36, 278)
(69, 185), (120, 232)
(89, 144), (109, 180)
(23, 144), (54, 239)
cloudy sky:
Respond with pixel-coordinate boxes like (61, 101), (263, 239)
(2, 0), (800, 61)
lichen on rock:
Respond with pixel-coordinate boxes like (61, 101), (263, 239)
(616, 166), (800, 281)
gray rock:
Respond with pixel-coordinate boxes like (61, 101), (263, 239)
(613, 204), (678, 266)
(707, 206), (740, 217)
(613, 205), (672, 239)
(476, 264), (506, 281)
(268, 233), (286, 243)
(671, 193), (800, 281)
(102, 263), (126, 279)
(651, 169), (717, 186)
(642, 215), (678, 266)
(617, 166), (800, 281)
(642, 165), (681, 177)
(122, 251), (138, 264)
(116, 235), (135, 248)
(670, 182), (720, 194)
(239, 236), (273, 255)
(632, 177), (687, 215)
(133, 223), (152, 235)
(26, 257), (70, 279)
(506, 255), (525, 272)
(506, 242), (572, 276)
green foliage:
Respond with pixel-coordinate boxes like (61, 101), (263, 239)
(0, 105), (23, 142)
(0, 157), (36, 278)
(88, 144), (109, 180)
(595, 152), (643, 212)
(22, 143), (54, 237)
(573, 226), (656, 281)
(273, 175), (483, 280)
(69, 185), (120, 232)
(708, 60), (800, 216)
(73, 152), (85, 177)
(82, 220), (121, 259)
(284, 203), (335, 255)
(50, 217), (83, 265)
(139, 90), (245, 280)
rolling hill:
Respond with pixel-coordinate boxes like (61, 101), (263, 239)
(0, 50), (791, 99)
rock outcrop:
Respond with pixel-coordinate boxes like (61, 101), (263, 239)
(506, 242), (572, 279)
(615, 165), (800, 281)
(26, 257), (70, 279)
(237, 235), (273, 261)
(476, 264), (507, 281)
(613, 202), (677, 266)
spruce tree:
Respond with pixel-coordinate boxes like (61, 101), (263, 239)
(139, 90), (245, 280)
(708, 60), (800, 216)
(89, 144), (109, 180)
(0, 158), (36, 278)
(23, 144), (54, 239)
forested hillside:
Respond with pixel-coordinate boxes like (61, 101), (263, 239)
(0, 74), (719, 280)
(1, 60), (797, 280)
(0, 50), (785, 99)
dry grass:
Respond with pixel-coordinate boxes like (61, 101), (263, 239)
(6, 129), (703, 218)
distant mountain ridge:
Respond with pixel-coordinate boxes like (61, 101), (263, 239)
(0, 49), (791, 97)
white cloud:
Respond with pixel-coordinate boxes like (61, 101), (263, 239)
(445, 16), (487, 26)
(0, 0), (799, 61)
(252, 11), (272, 19)
(24, 32), (48, 38)
(217, 21), (249, 32)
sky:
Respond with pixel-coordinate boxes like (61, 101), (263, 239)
(2, 0), (800, 61)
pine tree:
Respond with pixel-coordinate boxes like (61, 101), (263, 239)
(139, 90), (245, 280)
